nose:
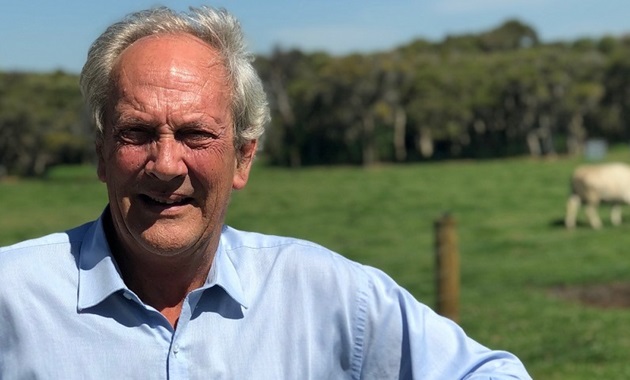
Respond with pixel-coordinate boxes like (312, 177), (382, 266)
(145, 137), (187, 181)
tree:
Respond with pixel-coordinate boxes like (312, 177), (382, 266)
(0, 71), (91, 177)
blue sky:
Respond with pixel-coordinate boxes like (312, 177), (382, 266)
(2, 0), (629, 73)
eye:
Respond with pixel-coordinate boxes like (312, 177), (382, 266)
(115, 126), (155, 145)
(177, 128), (217, 148)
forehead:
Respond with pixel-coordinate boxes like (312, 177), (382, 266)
(112, 33), (229, 87)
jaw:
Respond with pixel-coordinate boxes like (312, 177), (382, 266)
(110, 190), (227, 260)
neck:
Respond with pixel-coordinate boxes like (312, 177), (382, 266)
(121, 255), (212, 327)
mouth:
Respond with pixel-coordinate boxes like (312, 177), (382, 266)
(139, 194), (194, 209)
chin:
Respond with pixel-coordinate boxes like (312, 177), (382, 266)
(137, 228), (199, 257)
(142, 241), (193, 257)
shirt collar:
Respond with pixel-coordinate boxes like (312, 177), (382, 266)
(205, 226), (248, 309)
(77, 211), (248, 310)
(77, 213), (127, 311)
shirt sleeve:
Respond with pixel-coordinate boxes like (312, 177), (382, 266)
(354, 266), (532, 380)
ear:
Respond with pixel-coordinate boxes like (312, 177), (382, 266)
(233, 139), (258, 190)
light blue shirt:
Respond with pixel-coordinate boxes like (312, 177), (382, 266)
(0, 213), (531, 379)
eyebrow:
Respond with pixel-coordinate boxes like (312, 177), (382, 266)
(112, 116), (153, 126)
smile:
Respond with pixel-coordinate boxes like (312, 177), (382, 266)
(141, 194), (193, 206)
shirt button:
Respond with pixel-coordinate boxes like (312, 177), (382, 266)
(173, 345), (180, 354)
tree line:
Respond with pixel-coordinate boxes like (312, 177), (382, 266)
(0, 71), (94, 177)
(2, 20), (630, 176)
(259, 20), (630, 166)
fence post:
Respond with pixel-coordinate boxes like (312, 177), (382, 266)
(434, 213), (460, 323)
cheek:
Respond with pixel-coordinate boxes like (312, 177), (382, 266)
(191, 143), (236, 170)
(186, 150), (236, 188)
(101, 146), (149, 185)
(112, 146), (149, 173)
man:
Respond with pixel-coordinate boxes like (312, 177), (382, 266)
(0, 6), (531, 379)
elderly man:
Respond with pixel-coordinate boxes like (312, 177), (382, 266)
(0, 6), (531, 379)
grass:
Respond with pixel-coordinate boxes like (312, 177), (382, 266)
(3, 150), (630, 378)
(0, 165), (107, 244)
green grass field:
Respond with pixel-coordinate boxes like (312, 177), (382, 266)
(3, 150), (630, 378)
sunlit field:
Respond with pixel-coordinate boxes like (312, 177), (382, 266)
(3, 148), (630, 379)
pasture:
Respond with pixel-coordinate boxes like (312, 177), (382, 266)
(3, 149), (630, 379)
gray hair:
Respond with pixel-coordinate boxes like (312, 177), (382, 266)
(80, 6), (269, 150)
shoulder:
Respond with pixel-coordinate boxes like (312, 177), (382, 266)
(224, 228), (433, 324)
(0, 221), (93, 256)
(0, 221), (94, 280)
(221, 225), (377, 291)
(221, 225), (323, 251)
(219, 226), (419, 307)
(222, 226), (364, 270)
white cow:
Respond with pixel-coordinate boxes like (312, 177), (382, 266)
(565, 162), (630, 229)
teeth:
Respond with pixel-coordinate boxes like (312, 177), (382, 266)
(148, 195), (184, 205)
